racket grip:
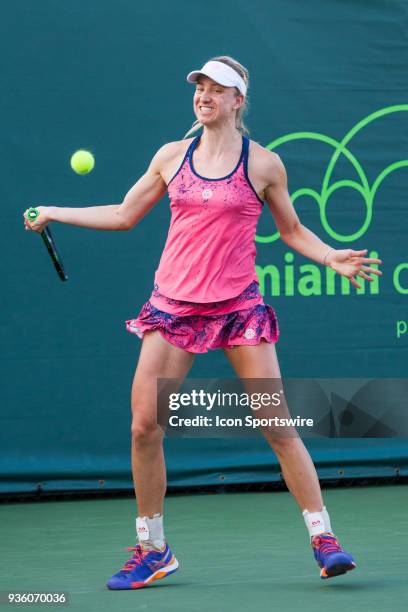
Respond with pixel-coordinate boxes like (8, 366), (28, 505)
(27, 207), (40, 221)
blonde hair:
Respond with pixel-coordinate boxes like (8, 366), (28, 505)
(184, 55), (250, 138)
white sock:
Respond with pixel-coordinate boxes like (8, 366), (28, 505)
(322, 506), (332, 533)
(136, 513), (165, 550)
(302, 505), (332, 538)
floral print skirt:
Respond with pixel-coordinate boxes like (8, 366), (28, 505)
(125, 281), (279, 354)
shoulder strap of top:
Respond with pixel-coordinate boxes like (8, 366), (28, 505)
(241, 135), (264, 205)
(242, 135), (250, 173)
(187, 133), (201, 161)
(167, 135), (200, 187)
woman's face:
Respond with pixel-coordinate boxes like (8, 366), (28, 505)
(193, 75), (243, 127)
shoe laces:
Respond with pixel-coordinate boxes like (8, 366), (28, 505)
(121, 545), (150, 572)
(312, 533), (342, 555)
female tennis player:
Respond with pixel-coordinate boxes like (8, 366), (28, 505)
(24, 55), (382, 588)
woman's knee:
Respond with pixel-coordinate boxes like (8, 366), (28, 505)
(131, 418), (163, 447)
(263, 430), (302, 455)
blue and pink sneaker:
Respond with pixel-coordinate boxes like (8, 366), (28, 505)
(312, 532), (356, 579)
(107, 543), (179, 590)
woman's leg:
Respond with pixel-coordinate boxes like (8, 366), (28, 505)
(106, 331), (195, 589)
(131, 330), (195, 517)
(222, 341), (323, 512)
(222, 340), (356, 580)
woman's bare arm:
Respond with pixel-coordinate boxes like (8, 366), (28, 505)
(263, 152), (332, 264)
(24, 143), (175, 232)
(262, 151), (382, 287)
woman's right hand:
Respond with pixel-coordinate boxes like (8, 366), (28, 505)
(23, 206), (53, 233)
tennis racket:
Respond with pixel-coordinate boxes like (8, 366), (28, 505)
(27, 207), (68, 281)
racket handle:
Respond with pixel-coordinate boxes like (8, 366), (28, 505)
(27, 207), (40, 222)
(27, 207), (68, 281)
(42, 227), (68, 281)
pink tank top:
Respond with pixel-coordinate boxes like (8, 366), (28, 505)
(153, 133), (264, 303)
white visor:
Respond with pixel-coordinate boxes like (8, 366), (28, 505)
(187, 60), (247, 96)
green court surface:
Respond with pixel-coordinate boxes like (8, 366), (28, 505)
(1, 485), (407, 612)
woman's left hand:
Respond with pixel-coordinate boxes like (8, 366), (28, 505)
(326, 249), (382, 289)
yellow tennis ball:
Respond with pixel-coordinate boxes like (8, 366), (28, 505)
(70, 150), (95, 175)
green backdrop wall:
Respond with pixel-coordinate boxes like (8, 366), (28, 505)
(1, 0), (407, 493)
